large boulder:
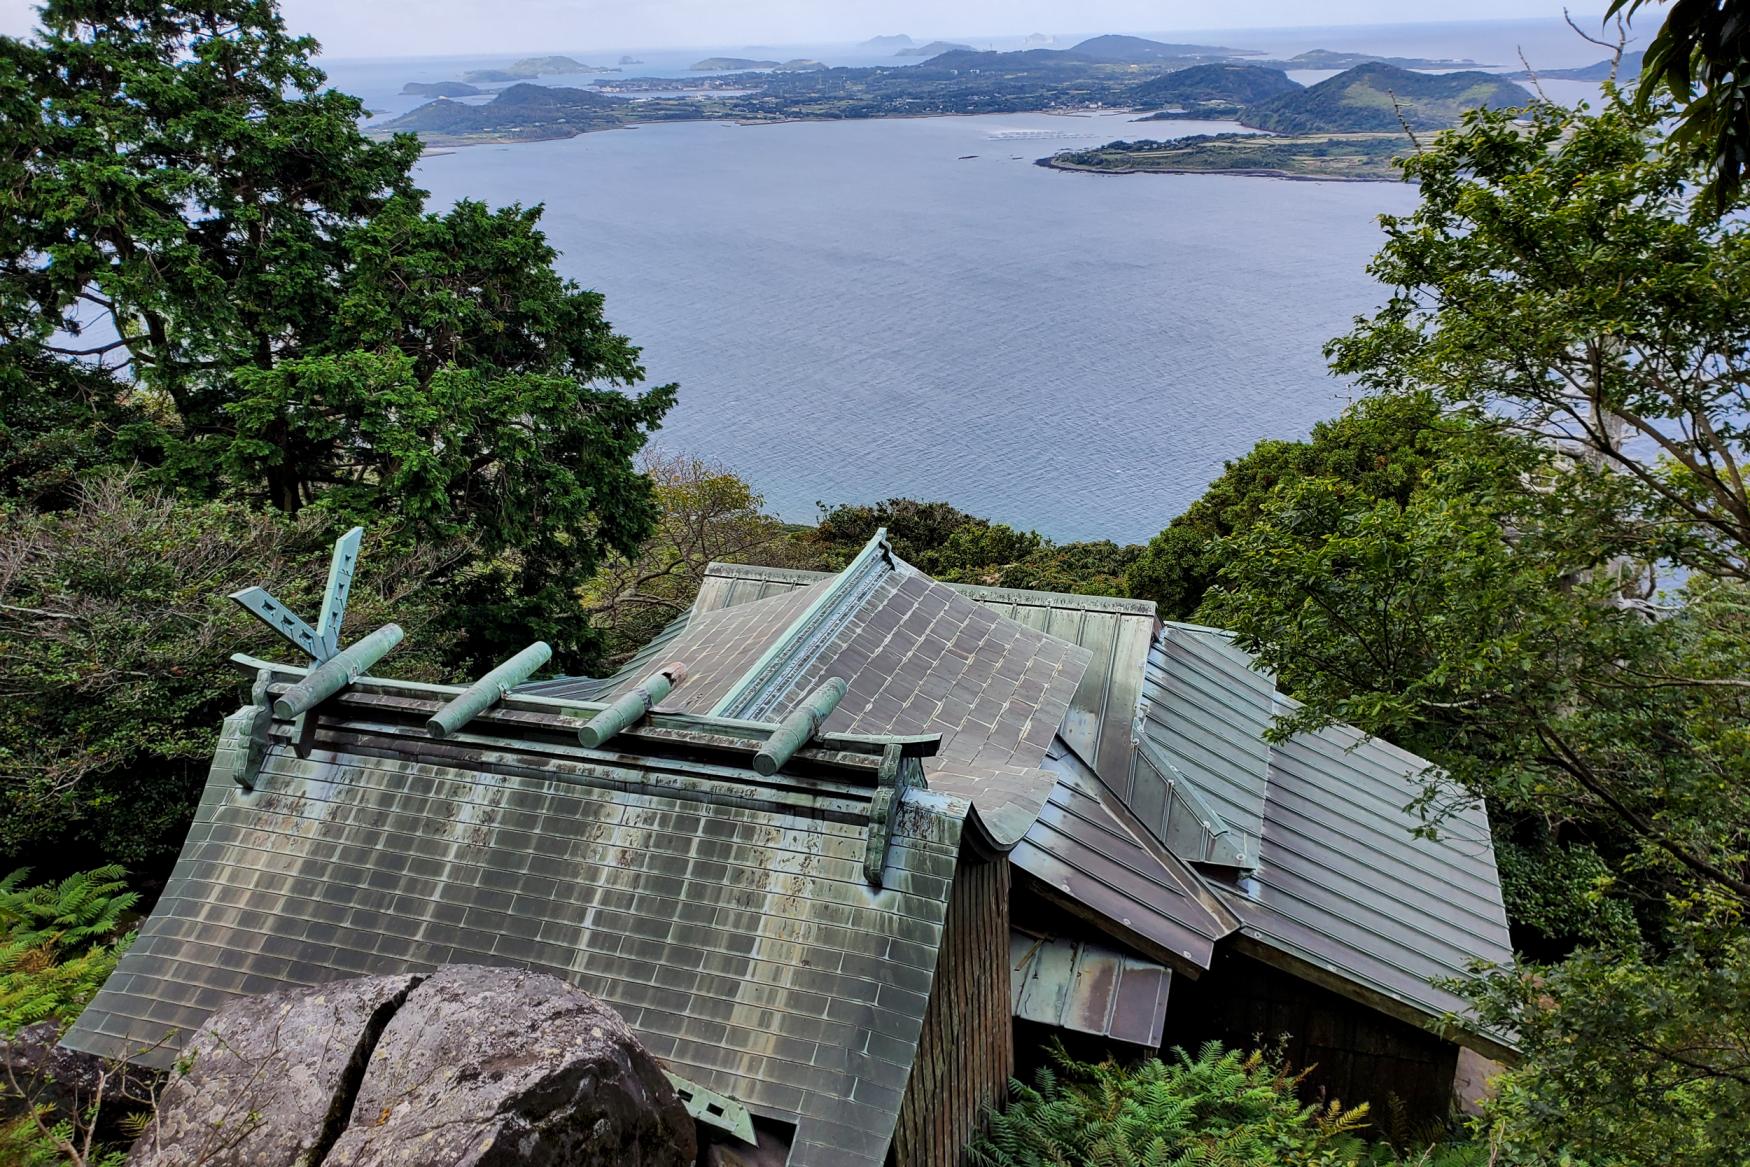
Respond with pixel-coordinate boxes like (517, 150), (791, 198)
(125, 972), (422, 1167)
(324, 964), (695, 1167)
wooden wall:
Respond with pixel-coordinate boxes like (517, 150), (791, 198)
(890, 853), (1011, 1167)
(1161, 949), (1460, 1128)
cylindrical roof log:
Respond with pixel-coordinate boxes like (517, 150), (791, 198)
(426, 641), (553, 739)
(272, 623), (404, 719)
(753, 678), (848, 776)
(577, 663), (688, 748)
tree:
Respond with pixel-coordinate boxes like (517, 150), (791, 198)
(2, 1), (674, 668)
(1125, 392), (1459, 618)
(1609, 0), (1750, 211)
(1193, 92), (1750, 1165)
(580, 452), (805, 663)
(0, 476), (466, 870)
(811, 497), (1137, 596)
(1328, 93), (1750, 585)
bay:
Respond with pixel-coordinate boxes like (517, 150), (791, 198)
(332, 18), (1615, 542)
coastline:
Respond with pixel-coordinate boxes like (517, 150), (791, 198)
(1037, 155), (1400, 183)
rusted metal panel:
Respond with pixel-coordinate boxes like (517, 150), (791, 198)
(1009, 932), (1170, 1047)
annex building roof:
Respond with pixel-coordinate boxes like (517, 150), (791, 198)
(614, 558), (1515, 1054)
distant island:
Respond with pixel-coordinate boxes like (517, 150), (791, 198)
(773, 59), (828, 71)
(690, 57), (781, 70)
(859, 34), (913, 49)
(1511, 50), (1643, 81)
(619, 55), (643, 66)
(400, 81), (485, 97)
(460, 56), (617, 83)
(1070, 33), (1253, 61)
(1278, 48), (1486, 69)
(897, 40), (974, 57)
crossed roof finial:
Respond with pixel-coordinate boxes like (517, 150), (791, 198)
(228, 527), (362, 662)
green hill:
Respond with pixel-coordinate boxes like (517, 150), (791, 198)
(1241, 62), (1533, 133)
(382, 84), (623, 143)
(1128, 64), (1300, 112)
(1070, 34), (1248, 62)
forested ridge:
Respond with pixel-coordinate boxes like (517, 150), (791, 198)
(4, 1), (1750, 1164)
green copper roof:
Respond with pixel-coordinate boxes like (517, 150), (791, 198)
(1145, 622), (1515, 1052)
(63, 671), (982, 1167)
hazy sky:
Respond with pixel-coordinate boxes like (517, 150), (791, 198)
(1, 1), (1611, 58)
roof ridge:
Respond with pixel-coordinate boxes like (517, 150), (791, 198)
(709, 529), (898, 720)
(702, 562), (833, 584)
(947, 581), (1158, 616)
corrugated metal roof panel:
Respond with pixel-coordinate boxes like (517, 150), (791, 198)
(1135, 623), (1271, 859)
(1010, 932), (1171, 1047)
(1145, 622), (1513, 1038)
(1013, 754), (1235, 974)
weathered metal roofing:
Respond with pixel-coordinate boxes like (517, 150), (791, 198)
(536, 559), (1515, 1044)
(1145, 623), (1514, 1047)
(64, 676), (982, 1167)
(1010, 932), (1171, 1047)
(1015, 748), (1235, 974)
(945, 584), (1155, 794)
(561, 540), (1091, 851)
(612, 580), (839, 715)
(1132, 624), (1271, 866)
(653, 560), (1235, 974)
(690, 563), (1156, 788)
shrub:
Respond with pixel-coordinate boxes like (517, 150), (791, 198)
(972, 1042), (1481, 1167)
(0, 866), (136, 1035)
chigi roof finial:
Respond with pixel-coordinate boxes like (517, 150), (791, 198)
(228, 525), (363, 662)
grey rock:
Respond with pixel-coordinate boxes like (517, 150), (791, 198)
(324, 964), (695, 1167)
(126, 973), (421, 1167)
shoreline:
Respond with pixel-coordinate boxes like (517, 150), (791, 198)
(398, 103), (1141, 150)
(1037, 156), (1400, 183)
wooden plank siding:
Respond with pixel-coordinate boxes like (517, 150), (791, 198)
(1161, 949), (1460, 1127)
(891, 853), (1012, 1166)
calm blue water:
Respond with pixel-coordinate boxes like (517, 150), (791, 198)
(323, 19), (1619, 542)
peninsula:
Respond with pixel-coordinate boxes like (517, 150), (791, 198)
(1045, 133), (1408, 181)
(1047, 63), (1533, 179)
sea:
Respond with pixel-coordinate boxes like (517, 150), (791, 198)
(321, 18), (1618, 543)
